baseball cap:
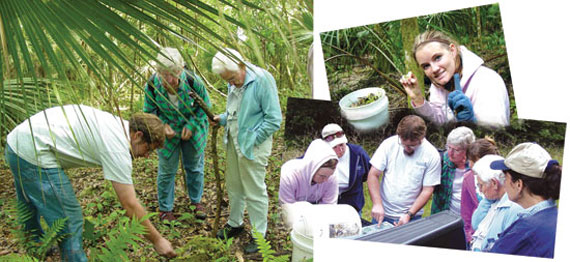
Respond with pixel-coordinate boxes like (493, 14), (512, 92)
(321, 123), (348, 148)
(490, 142), (551, 178)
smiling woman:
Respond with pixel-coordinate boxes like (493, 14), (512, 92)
(400, 30), (510, 127)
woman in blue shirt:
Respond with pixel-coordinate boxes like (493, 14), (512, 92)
(470, 154), (523, 252)
(489, 143), (562, 258)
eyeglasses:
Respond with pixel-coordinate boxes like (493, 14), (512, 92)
(398, 137), (422, 149)
(324, 131), (344, 142)
(446, 144), (465, 153)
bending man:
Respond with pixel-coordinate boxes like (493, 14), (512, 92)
(5, 105), (176, 261)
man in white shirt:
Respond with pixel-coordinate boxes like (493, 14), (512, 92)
(5, 105), (176, 261)
(367, 115), (441, 226)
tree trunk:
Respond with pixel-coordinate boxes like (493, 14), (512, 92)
(0, 13), (9, 146)
(186, 90), (224, 237)
(476, 6), (483, 50)
(400, 17), (423, 108)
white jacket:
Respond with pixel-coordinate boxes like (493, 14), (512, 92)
(415, 46), (510, 127)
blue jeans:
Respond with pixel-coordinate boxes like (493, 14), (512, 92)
(372, 214), (422, 225)
(157, 139), (205, 211)
(5, 145), (87, 262)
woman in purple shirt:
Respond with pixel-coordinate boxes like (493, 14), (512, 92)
(462, 137), (499, 244)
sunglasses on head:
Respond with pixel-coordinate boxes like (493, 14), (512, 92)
(324, 131), (344, 142)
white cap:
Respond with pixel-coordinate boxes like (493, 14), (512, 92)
(321, 123), (348, 148)
(490, 142), (551, 178)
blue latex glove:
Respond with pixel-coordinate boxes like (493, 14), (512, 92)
(447, 73), (476, 122)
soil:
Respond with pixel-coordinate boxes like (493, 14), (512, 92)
(0, 137), (292, 261)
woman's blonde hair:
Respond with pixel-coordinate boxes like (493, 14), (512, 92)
(413, 30), (462, 76)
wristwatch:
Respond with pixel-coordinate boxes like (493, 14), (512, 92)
(405, 210), (414, 217)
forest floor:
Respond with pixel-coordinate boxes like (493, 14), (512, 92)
(0, 129), (294, 261)
(0, 50), (565, 262)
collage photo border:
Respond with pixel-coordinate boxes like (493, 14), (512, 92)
(310, 0), (570, 261)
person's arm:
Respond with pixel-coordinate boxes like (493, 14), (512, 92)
(489, 224), (528, 255)
(396, 186), (434, 226)
(253, 71), (282, 146)
(320, 177), (339, 204)
(367, 166), (385, 223)
(278, 167), (297, 204)
(413, 87), (452, 126)
(212, 114), (226, 127)
(360, 147), (371, 183)
(460, 176), (478, 240)
(111, 182), (176, 258)
(471, 197), (493, 230)
(212, 83), (230, 127)
(400, 71), (425, 106)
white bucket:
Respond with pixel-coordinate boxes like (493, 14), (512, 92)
(287, 203), (361, 262)
(339, 87), (389, 132)
(291, 230), (313, 262)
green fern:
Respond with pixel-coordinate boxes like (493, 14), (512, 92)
(5, 200), (69, 261)
(0, 253), (40, 262)
(174, 235), (236, 261)
(7, 200), (35, 251)
(90, 213), (149, 262)
(252, 231), (289, 262)
(36, 217), (69, 259)
(13, 201), (34, 226)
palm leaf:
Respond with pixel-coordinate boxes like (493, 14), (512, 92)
(0, 0), (274, 142)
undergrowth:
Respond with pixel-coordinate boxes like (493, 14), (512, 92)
(4, 200), (68, 261)
(253, 230), (289, 262)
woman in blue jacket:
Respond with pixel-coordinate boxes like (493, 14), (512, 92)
(321, 124), (371, 219)
(489, 143), (562, 258)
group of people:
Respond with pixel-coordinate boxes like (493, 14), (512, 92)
(4, 47), (280, 260)
(279, 115), (562, 258)
(2, 28), (560, 261)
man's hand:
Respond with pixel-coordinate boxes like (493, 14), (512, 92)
(153, 237), (177, 258)
(164, 125), (176, 139)
(371, 203), (385, 226)
(400, 71), (425, 106)
(111, 182), (176, 259)
(181, 127), (192, 141)
(395, 213), (411, 227)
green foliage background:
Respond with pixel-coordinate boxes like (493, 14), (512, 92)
(0, 0), (312, 260)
